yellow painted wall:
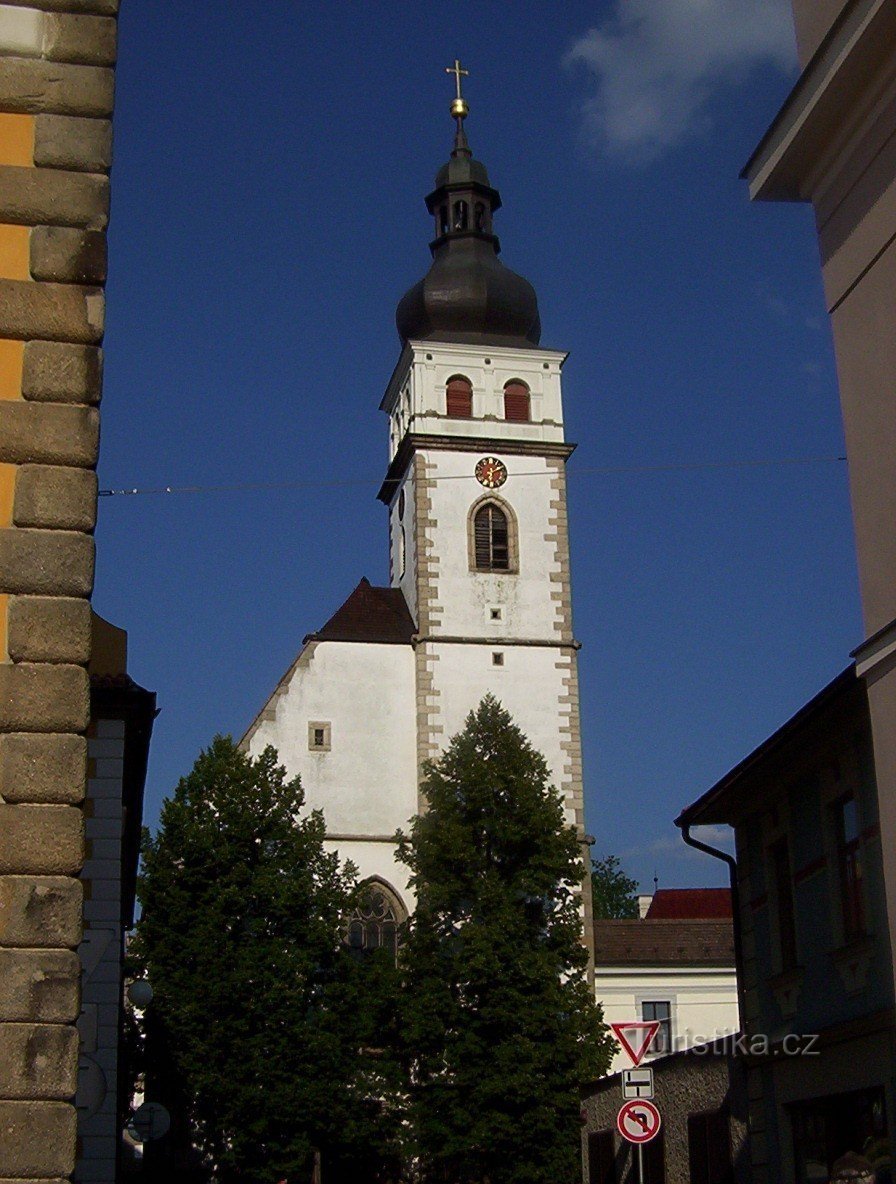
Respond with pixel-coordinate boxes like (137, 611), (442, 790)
(0, 340), (24, 400)
(0, 224), (30, 281)
(0, 113), (34, 167)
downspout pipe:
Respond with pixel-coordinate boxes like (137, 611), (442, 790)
(676, 820), (746, 1034)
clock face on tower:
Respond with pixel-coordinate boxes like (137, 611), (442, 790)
(475, 456), (508, 489)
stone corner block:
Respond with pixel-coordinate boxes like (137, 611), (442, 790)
(0, 1099), (76, 1177)
(0, 57), (114, 119)
(0, 166), (109, 231)
(45, 14), (118, 68)
(0, 401), (98, 466)
(7, 598), (92, 667)
(0, 528), (95, 597)
(0, 805), (83, 875)
(0, 280), (103, 345)
(34, 114), (113, 174)
(22, 340), (102, 404)
(0, 732), (87, 808)
(0, 876), (83, 948)
(31, 226), (107, 284)
(0, 664), (89, 733)
(0, 949), (80, 1022)
(0, 1024), (79, 1098)
(13, 466), (98, 531)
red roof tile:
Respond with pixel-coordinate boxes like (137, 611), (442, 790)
(645, 888), (733, 919)
(594, 919), (735, 967)
(308, 578), (415, 645)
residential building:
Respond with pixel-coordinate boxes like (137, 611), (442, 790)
(595, 889), (739, 1075)
(677, 668), (894, 1182)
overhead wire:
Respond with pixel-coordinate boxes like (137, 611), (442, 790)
(98, 454), (847, 498)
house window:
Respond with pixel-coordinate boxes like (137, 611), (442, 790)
(346, 882), (406, 962)
(791, 1086), (889, 1184)
(308, 722), (331, 752)
(446, 375), (473, 418)
(641, 1000), (672, 1055)
(503, 380), (530, 422)
(835, 793), (865, 939)
(688, 1109), (733, 1184)
(474, 503), (510, 571)
(492, 652), (504, 667)
(641, 1129), (665, 1183)
(588, 1130), (617, 1184)
(770, 837), (798, 969)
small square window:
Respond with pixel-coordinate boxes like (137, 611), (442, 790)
(492, 652), (504, 667)
(489, 606), (503, 622)
(308, 722), (331, 752)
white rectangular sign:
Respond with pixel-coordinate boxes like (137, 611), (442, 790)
(622, 1067), (654, 1100)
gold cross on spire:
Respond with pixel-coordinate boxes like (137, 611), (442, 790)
(445, 58), (469, 120)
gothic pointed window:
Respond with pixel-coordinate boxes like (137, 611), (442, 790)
(446, 375), (473, 418)
(346, 880), (406, 961)
(474, 503), (510, 571)
(503, 380), (530, 423)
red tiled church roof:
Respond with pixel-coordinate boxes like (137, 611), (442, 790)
(308, 578), (415, 645)
(645, 888), (733, 919)
(594, 919), (735, 967)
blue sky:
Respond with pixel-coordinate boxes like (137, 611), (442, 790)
(97, 2), (859, 891)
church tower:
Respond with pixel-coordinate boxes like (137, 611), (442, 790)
(243, 69), (591, 960)
(380, 71), (591, 931)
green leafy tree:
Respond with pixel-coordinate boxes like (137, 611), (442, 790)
(133, 736), (388, 1183)
(591, 853), (640, 919)
(397, 696), (613, 1184)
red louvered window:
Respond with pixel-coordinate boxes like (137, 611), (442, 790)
(446, 376), (473, 418)
(504, 381), (530, 422)
(474, 504), (510, 571)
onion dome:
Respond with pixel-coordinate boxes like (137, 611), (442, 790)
(396, 66), (541, 349)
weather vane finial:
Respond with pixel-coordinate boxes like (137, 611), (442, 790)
(445, 58), (470, 122)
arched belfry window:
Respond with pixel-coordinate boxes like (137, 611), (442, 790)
(469, 497), (518, 573)
(503, 380), (530, 423)
(453, 200), (468, 231)
(346, 879), (407, 960)
(446, 375), (473, 418)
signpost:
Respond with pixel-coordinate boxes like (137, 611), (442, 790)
(611, 1022), (662, 1184)
(622, 1067), (654, 1099)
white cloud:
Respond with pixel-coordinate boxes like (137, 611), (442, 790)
(622, 823), (735, 862)
(566, 0), (796, 160)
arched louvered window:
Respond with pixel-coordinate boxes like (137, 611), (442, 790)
(503, 380), (530, 423)
(474, 503), (510, 571)
(446, 375), (473, 418)
(346, 881), (406, 962)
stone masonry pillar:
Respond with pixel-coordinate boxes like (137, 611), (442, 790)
(0, 2), (117, 1179)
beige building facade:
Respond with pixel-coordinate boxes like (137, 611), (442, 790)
(0, 2), (118, 1179)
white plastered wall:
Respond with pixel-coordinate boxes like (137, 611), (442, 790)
(597, 966), (741, 1074)
(246, 640), (418, 902)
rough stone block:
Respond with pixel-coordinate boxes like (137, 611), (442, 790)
(45, 14), (117, 66)
(0, 949), (80, 1022)
(13, 465), (98, 530)
(0, 529), (94, 596)
(0, 57), (114, 118)
(0, 403), (98, 465)
(0, 165), (109, 229)
(0, 279), (103, 343)
(22, 340), (102, 404)
(34, 114), (112, 173)
(7, 598), (92, 665)
(0, 1024), (78, 1097)
(0, 663), (89, 732)
(0, 805), (83, 874)
(0, 875), (82, 947)
(30, 226), (106, 283)
(0, 1100), (76, 1176)
(0, 733), (86, 804)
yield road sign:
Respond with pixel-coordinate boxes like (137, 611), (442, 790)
(610, 1021), (660, 1067)
(622, 1067), (654, 1099)
(617, 1099), (661, 1144)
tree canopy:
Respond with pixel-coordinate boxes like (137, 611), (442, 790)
(133, 736), (400, 1183)
(397, 696), (613, 1184)
(591, 853), (640, 919)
